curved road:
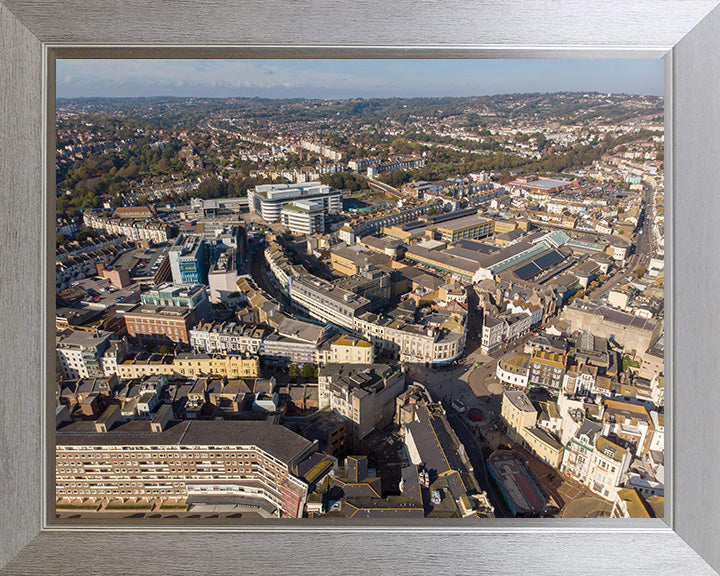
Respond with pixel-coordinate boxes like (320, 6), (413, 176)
(247, 242), (292, 309)
(446, 411), (511, 518)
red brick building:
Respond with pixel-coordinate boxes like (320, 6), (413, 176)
(124, 304), (196, 344)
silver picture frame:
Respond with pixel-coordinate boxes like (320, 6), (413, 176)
(1, 1), (719, 574)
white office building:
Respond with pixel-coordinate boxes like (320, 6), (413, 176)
(280, 199), (325, 235)
(248, 182), (342, 223)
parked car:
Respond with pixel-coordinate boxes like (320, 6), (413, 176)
(451, 399), (466, 414)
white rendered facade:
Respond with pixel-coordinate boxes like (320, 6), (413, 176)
(562, 433), (596, 486)
(208, 268), (239, 303)
(189, 323), (263, 354)
(352, 314), (465, 366)
(562, 427), (632, 502)
(496, 354), (530, 387)
(317, 335), (374, 366)
(585, 439), (633, 501)
(289, 275), (368, 332)
(55, 421), (314, 518)
(208, 249), (240, 304)
(83, 212), (172, 243)
(264, 245), (293, 293)
(56, 330), (116, 379)
(265, 240), (466, 366)
(506, 300), (543, 326)
(481, 315), (506, 353)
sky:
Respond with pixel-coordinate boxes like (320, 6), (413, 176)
(57, 59), (664, 100)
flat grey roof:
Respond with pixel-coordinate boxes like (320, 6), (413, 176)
(277, 316), (327, 344)
(453, 239), (500, 254)
(320, 363), (401, 393)
(504, 390), (536, 414)
(570, 301), (659, 330)
(434, 214), (490, 232)
(445, 246), (493, 264)
(56, 419), (313, 464)
(293, 275), (371, 309)
(58, 329), (114, 347)
(332, 245), (369, 263)
(361, 235), (403, 250)
(406, 245), (479, 274)
(124, 304), (192, 317)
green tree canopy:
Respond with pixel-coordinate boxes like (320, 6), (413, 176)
(300, 364), (318, 378)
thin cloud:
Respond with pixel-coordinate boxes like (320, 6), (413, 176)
(56, 59), (663, 99)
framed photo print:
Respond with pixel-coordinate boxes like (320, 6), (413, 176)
(1, 1), (719, 574)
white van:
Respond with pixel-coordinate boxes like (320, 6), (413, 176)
(451, 399), (466, 414)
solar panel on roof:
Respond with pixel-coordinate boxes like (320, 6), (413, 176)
(513, 262), (542, 280)
(512, 250), (565, 280)
(532, 250), (565, 270)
